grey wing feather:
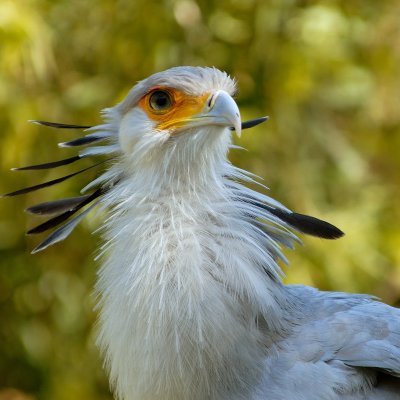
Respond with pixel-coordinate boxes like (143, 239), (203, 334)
(331, 301), (400, 376)
(290, 286), (400, 376)
(258, 286), (400, 399)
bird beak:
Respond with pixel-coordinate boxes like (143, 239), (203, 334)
(189, 90), (242, 137)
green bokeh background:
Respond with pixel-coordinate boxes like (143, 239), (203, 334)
(0, 0), (399, 399)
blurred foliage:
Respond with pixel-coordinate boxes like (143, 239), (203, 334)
(0, 0), (399, 398)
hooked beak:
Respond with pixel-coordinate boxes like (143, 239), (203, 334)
(188, 90), (242, 137)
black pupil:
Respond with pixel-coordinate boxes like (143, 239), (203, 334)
(150, 91), (171, 110)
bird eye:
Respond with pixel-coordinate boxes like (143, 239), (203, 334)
(149, 90), (173, 112)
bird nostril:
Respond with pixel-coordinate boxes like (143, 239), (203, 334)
(207, 95), (214, 108)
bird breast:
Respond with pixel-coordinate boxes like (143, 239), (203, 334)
(95, 173), (286, 400)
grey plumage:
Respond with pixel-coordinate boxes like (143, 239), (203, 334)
(256, 286), (400, 399)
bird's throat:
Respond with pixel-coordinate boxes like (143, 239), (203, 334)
(95, 162), (286, 400)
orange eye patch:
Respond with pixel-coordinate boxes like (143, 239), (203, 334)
(138, 87), (210, 132)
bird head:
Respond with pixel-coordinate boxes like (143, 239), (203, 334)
(109, 67), (241, 172)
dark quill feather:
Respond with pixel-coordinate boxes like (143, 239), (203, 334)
(59, 136), (107, 147)
(29, 120), (92, 129)
(230, 117), (269, 131)
(12, 155), (82, 171)
(26, 194), (93, 215)
(241, 117), (269, 130)
(3, 161), (107, 197)
(264, 205), (344, 240)
(31, 202), (99, 254)
(238, 193), (344, 240)
(27, 188), (103, 234)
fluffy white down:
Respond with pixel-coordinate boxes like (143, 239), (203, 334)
(96, 119), (292, 400)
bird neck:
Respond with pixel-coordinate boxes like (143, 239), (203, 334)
(96, 133), (290, 400)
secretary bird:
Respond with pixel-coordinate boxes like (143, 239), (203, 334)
(5, 66), (400, 399)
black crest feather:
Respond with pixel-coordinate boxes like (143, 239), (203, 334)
(59, 136), (107, 147)
(31, 203), (99, 254)
(12, 156), (82, 171)
(239, 195), (344, 240)
(27, 188), (103, 234)
(29, 120), (92, 129)
(231, 117), (269, 131)
(267, 207), (344, 240)
(3, 162), (106, 197)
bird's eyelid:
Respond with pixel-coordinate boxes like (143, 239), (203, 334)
(138, 86), (173, 105)
(143, 86), (174, 98)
